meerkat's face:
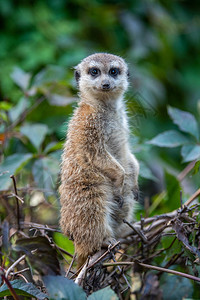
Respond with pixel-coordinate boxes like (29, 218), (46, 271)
(75, 53), (129, 101)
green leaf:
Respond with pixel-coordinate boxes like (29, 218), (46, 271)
(32, 157), (59, 191)
(161, 274), (193, 300)
(148, 130), (189, 147)
(161, 237), (182, 259)
(88, 287), (118, 300)
(47, 94), (76, 106)
(181, 144), (195, 159)
(161, 235), (175, 249)
(168, 106), (199, 140)
(10, 67), (31, 90)
(44, 141), (63, 154)
(49, 150), (62, 162)
(32, 65), (66, 87)
(165, 172), (181, 210)
(0, 279), (47, 299)
(0, 101), (13, 110)
(43, 275), (87, 300)
(9, 97), (29, 122)
(14, 236), (60, 275)
(181, 145), (200, 162)
(0, 153), (33, 191)
(20, 123), (48, 150)
(53, 232), (74, 256)
(139, 161), (159, 182)
(193, 160), (200, 175)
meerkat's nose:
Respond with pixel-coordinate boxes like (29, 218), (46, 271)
(101, 80), (110, 90)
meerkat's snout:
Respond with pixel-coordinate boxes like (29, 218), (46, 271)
(101, 80), (111, 91)
(99, 77), (114, 92)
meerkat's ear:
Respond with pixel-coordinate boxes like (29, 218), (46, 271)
(74, 67), (81, 85)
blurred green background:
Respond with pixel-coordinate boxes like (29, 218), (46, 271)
(0, 0), (200, 221)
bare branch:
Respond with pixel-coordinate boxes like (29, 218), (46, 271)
(66, 254), (77, 277)
(0, 267), (20, 300)
(102, 261), (200, 283)
(138, 261), (200, 283)
(75, 241), (120, 285)
(20, 221), (61, 232)
(184, 188), (200, 207)
(5, 255), (26, 278)
(10, 175), (20, 230)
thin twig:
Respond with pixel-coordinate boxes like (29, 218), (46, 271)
(10, 268), (30, 276)
(184, 188), (200, 207)
(135, 211), (176, 227)
(138, 261), (200, 283)
(159, 251), (184, 275)
(102, 262), (135, 266)
(86, 241), (121, 271)
(10, 175), (20, 231)
(69, 265), (84, 280)
(177, 160), (197, 181)
(53, 246), (70, 265)
(75, 241), (120, 285)
(0, 268), (20, 300)
(20, 221), (61, 233)
(180, 190), (183, 209)
(53, 244), (73, 258)
(9, 193), (24, 204)
(83, 256), (90, 283)
(75, 250), (105, 285)
(102, 261), (200, 283)
(7, 96), (45, 131)
(66, 254), (77, 277)
(123, 219), (148, 243)
(146, 223), (170, 241)
(5, 255), (26, 278)
(140, 214), (144, 258)
(111, 253), (131, 290)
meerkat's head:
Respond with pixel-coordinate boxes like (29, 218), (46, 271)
(75, 53), (129, 102)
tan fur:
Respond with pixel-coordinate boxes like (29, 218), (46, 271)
(59, 53), (139, 267)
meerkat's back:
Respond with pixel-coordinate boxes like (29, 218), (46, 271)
(59, 53), (139, 267)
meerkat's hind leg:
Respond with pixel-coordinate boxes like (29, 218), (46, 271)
(71, 187), (115, 268)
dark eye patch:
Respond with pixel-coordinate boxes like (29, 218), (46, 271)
(109, 68), (120, 77)
(89, 67), (100, 76)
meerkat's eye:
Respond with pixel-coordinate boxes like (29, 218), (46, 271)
(109, 68), (119, 77)
(89, 68), (100, 76)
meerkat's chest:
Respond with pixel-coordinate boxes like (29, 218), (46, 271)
(103, 110), (129, 155)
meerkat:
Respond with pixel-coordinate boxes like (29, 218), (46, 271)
(59, 53), (139, 268)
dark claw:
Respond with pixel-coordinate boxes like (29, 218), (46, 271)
(132, 188), (139, 201)
(114, 195), (124, 208)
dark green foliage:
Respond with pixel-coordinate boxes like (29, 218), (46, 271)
(14, 236), (60, 275)
(165, 172), (181, 210)
(43, 275), (87, 300)
(0, 279), (47, 299)
(53, 232), (74, 256)
(43, 276), (118, 300)
(149, 106), (200, 163)
(161, 275), (193, 300)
